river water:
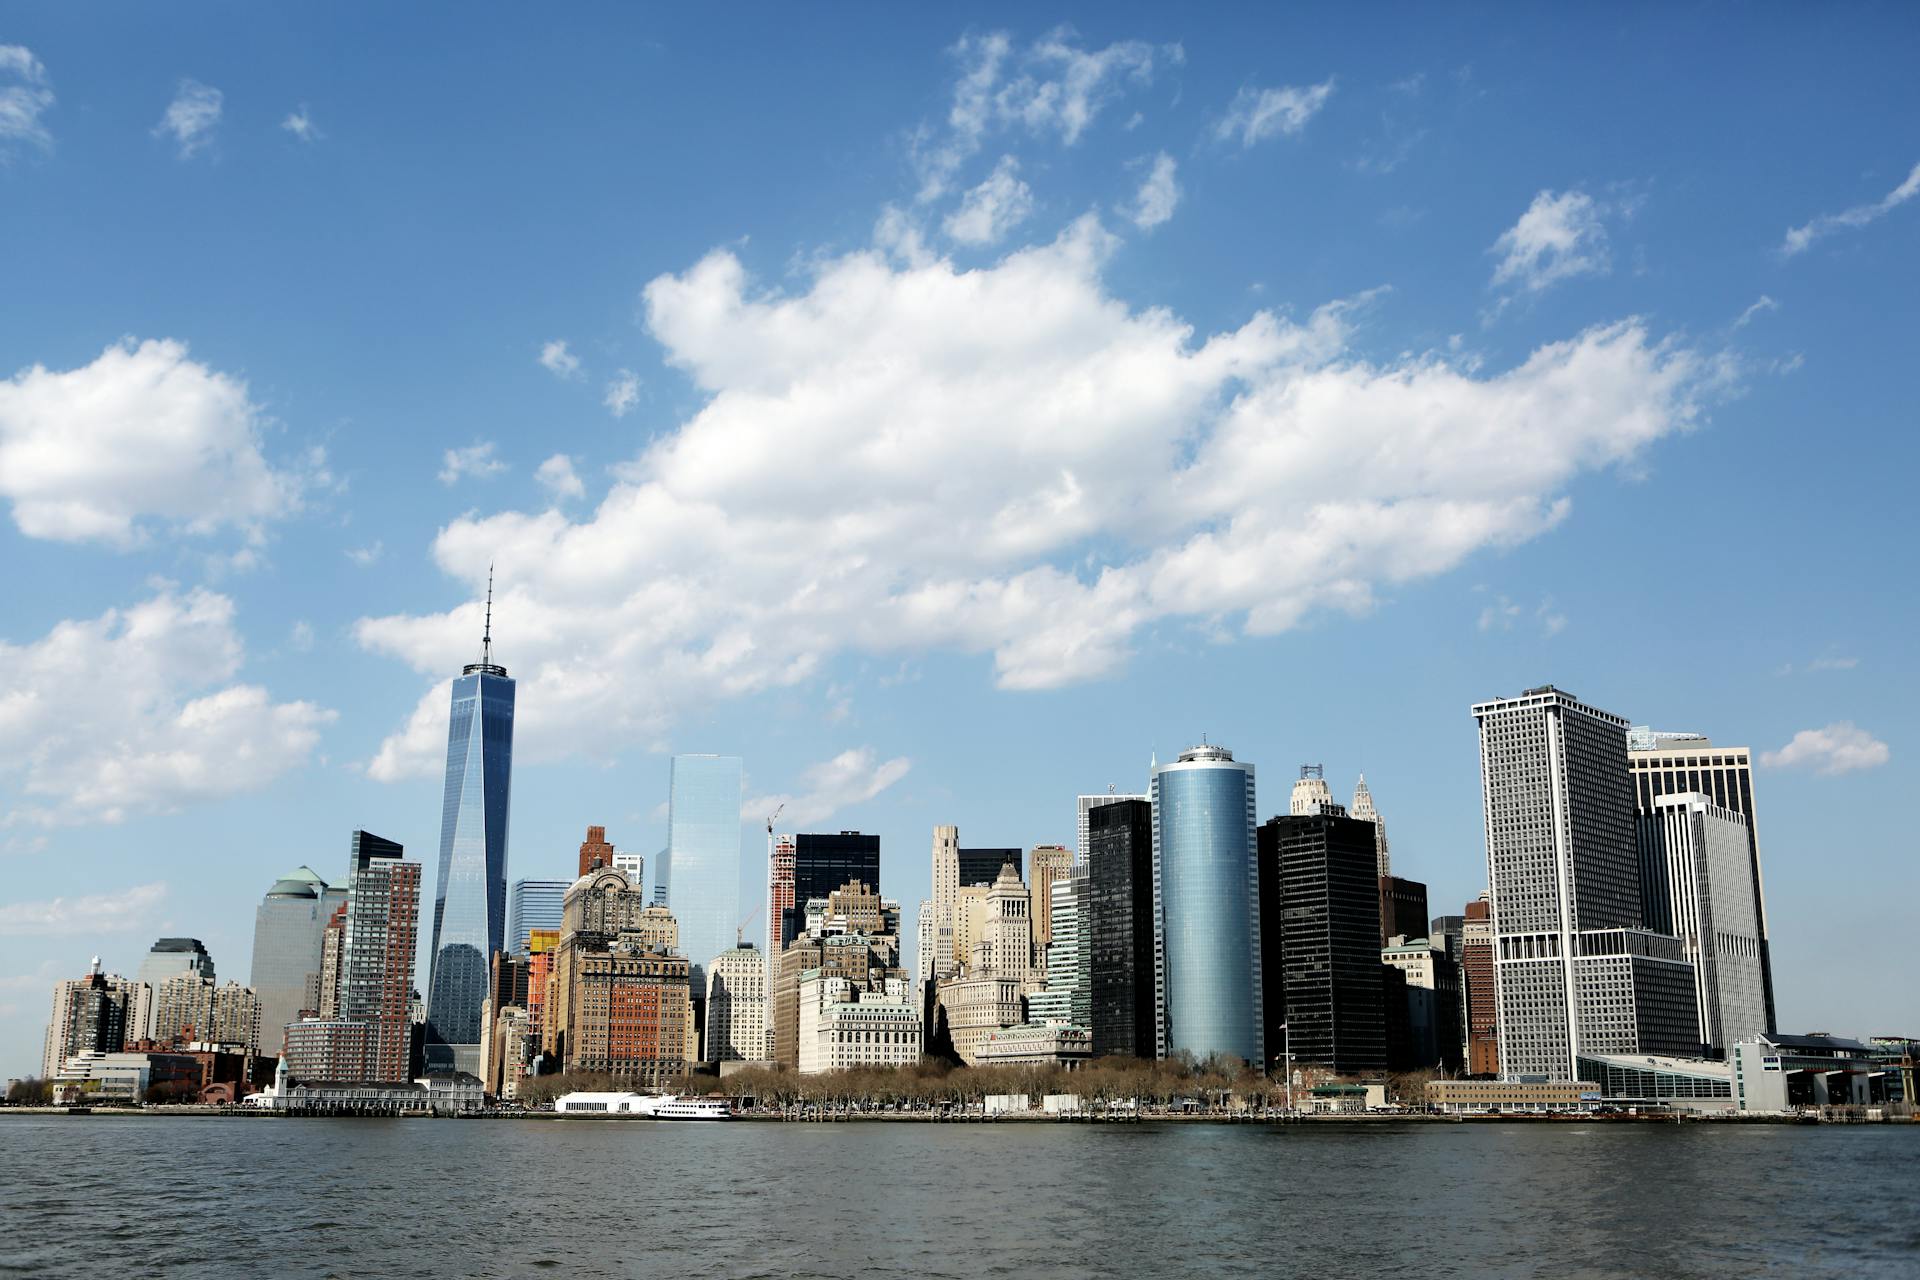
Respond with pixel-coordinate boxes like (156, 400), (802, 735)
(0, 1117), (1912, 1278)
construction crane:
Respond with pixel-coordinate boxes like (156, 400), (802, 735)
(766, 801), (785, 835)
(735, 904), (762, 947)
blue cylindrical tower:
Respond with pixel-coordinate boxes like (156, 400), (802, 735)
(1152, 744), (1262, 1065)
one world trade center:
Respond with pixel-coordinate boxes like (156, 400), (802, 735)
(425, 573), (514, 1074)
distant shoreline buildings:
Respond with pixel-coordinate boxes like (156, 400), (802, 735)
(30, 666), (1916, 1118)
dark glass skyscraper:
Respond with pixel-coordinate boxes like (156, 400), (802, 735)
(425, 588), (515, 1074)
(1088, 799), (1155, 1058)
(1258, 809), (1387, 1077)
(957, 847), (1022, 886)
(783, 831), (881, 949)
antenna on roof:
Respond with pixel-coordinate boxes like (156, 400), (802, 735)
(482, 562), (495, 667)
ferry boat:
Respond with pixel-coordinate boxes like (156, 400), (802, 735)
(553, 1090), (732, 1120)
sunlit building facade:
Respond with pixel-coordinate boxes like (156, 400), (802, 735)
(1152, 744), (1262, 1065)
(425, 618), (516, 1075)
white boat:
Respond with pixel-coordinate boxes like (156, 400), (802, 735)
(553, 1090), (731, 1119)
(632, 1094), (731, 1120)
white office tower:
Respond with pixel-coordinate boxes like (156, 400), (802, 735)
(930, 825), (960, 980)
(703, 942), (768, 1064)
(1640, 793), (1767, 1056)
(1349, 775), (1391, 877)
(1077, 792), (1149, 864)
(1473, 687), (1700, 1081)
(1627, 728), (1776, 1032)
(1289, 765), (1333, 816)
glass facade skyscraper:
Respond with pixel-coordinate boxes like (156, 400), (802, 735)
(249, 866), (348, 1055)
(783, 831), (881, 951)
(425, 614), (515, 1074)
(1152, 744), (1262, 1065)
(661, 754), (743, 977)
(507, 879), (567, 957)
(1088, 799), (1155, 1059)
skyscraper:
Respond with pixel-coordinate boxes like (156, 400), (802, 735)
(42, 959), (137, 1079)
(577, 825), (615, 877)
(958, 847), (1023, 886)
(1474, 686), (1699, 1081)
(508, 879), (568, 956)
(1380, 875), (1430, 947)
(768, 832), (795, 961)
(1028, 844), (1073, 955)
(1029, 870), (1091, 1029)
(1640, 792), (1768, 1056)
(660, 754), (743, 985)
(1461, 895), (1499, 1075)
(131, 939), (216, 1041)
(1628, 729), (1776, 1032)
(1077, 792), (1149, 865)
(931, 825), (959, 980)
(785, 832), (881, 951)
(249, 866), (348, 1057)
(1350, 775), (1391, 878)
(704, 942), (768, 1063)
(343, 830), (422, 1082)
(425, 581), (515, 1074)
(1153, 743), (1262, 1065)
(1289, 765), (1332, 816)
(1257, 808), (1387, 1077)
(1088, 798), (1155, 1059)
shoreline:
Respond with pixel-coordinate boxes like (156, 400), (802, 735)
(1, 1106), (1899, 1126)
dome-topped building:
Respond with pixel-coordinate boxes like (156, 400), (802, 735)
(251, 866), (349, 1057)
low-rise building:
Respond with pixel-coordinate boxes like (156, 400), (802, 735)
(1425, 1078), (1598, 1114)
(52, 1050), (203, 1103)
(1733, 1033), (1879, 1112)
(973, 1022), (1091, 1069)
(1577, 1053), (1733, 1112)
(1306, 1083), (1387, 1113)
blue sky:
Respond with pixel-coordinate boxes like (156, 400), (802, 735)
(2, 4), (1915, 1078)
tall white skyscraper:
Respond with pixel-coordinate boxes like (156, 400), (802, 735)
(1628, 730), (1776, 1033)
(1473, 686), (1699, 1081)
(1349, 775), (1390, 877)
(930, 825), (960, 979)
(1640, 792), (1767, 1056)
(1077, 792), (1149, 865)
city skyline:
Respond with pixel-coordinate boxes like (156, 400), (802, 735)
(3, 6), (1917, 1079)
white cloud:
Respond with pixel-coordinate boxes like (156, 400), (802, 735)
(1781, 161), (1920, 257)
(539, 339), (582, 379)
(346, 540), (384, 566)
(536, 453), (586, 500)
(355, 216), (1716, 777)
(288, 620), (315, 652)
(280, 105), (320, 142)
(1126, 152), (1180, 230)
(604, 371), (640, 417)
(0, 882), (169, 935)
(1490, 190), (1611, 295)
(1477, 594), (1565, 636)
(0, 338), (302, 546)
(1761, 723), (1890, 775)
(154, 79), (222, 159)
(0, 588), (333, 825)
(914, 29), (1176, 201)
(1213, 79), (1335, 147)
(0, 44), (54, 156)
(1734, 295), (1778, 329)
(743, 748), (912, 827)
(439, 441), (507, 485)
(944, 156), (1034, 246)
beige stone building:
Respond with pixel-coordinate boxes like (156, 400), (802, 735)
(796, 974), (921, 1074)
(1028, 844), (1073, 956)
